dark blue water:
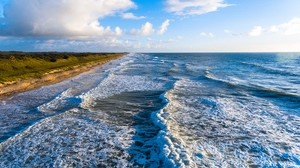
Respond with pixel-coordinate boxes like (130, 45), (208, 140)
(0, 53), (299, 167)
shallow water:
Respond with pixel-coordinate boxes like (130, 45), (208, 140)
(0, 53), (300, 167)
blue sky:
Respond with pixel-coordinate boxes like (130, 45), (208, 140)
(0, 0), (300, 52)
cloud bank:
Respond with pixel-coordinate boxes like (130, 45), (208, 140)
(248, 18), (300, 37)
(166, 0), (230, 15)
(0, 0), (135, 37)
(269, 18), (300, 35)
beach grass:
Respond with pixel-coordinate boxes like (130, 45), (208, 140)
(0, 52), (124, 84)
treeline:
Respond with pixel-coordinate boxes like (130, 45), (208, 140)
(0, 52), (125, 62)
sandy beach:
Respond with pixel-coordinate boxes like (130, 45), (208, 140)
(0, 54), (124, 99)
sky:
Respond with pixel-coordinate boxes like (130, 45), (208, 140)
(0, 0), (300, 52)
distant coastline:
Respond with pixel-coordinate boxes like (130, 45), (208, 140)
(0, 52), (126, 98)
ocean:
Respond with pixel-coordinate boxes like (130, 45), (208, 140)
(0, 53), (299, 167)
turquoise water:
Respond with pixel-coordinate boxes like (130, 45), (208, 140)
(0, 53), (299, 167)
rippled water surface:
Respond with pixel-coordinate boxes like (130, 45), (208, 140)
(0, 53), (300, 167)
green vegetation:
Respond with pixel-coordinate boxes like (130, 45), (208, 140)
(0, 52), (124, 84)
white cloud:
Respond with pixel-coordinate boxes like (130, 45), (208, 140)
(130, 20), (170, 36)
(248, 18), (300, 37)
(115, 27), (123, 36)
(0, 0), (135, 37)
(200, 32), (214, 37)
(224, 29), (231, 34)
(269, 18), (300, 35)
(158, 19), (170, 35)
(223, 29), (244, 36)
(121, 12), (145, 19)
(248, 26), (263, 37)
(166, 0), (230, 16)
(177, 35), (183, 39)
(33, 38), (130, 52)
(130, 22), (154, 36)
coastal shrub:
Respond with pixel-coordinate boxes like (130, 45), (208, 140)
(0, 52), (125, 83)
(49, 58), (57, 62)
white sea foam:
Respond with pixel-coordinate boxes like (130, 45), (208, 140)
(78, 54), (195, 166)
(147, 86), (198, 167)
(0, 108), (134, 167)
(37, 88), (81, 113)
(80, 74), (166, 109)
(81, 73), (197, 167)
(163, 78), (300, 167)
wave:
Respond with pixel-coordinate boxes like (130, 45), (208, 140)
(77, 56), (193, 166)
(80, 72), (196, 167)
(0, 108), (135, 167)
(37, 88), (82, 113)
(148, 91), (196, 167)
(124, 82), (196, 167)
(80, 73), (167, 109)
(238, 61), (299, 77)
(78, 69), (194, 166)
(164, 78), (300, 167)
(203, 69), (300, 99)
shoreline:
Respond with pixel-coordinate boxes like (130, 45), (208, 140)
(0, 54), (125, 99)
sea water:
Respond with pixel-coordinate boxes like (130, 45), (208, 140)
(0, 53), (299, 167)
